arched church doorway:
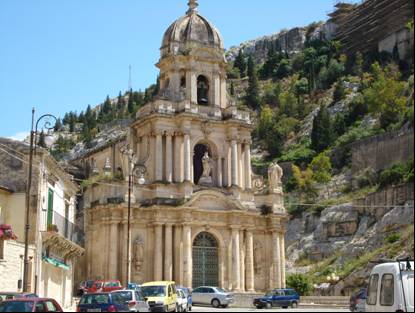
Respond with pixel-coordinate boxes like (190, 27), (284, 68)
(197, 75), (209, 105)
(193, 144), (211, 185)
(192, 232), (219, 288)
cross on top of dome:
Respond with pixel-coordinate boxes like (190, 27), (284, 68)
(187, 0), (199, 14)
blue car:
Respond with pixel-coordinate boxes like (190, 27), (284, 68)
(77, 292), (130, 312)
(177, 286), (192, 311)
(253, 289), (300, 309)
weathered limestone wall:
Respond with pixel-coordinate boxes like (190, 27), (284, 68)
(0, 240), (36, 292)
(351, 129), (414, 175)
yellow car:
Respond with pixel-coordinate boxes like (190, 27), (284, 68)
(141, 281), (178, 312)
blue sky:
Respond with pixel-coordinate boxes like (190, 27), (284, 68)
(0, 0), (358, 139)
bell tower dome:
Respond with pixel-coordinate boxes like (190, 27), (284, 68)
(157, 0), (228, 108)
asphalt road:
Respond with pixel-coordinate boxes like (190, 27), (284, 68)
(191, 306), (350, 312)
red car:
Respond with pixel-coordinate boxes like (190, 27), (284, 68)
(0, 298), (63, 312)
(86, 280), (123, 293)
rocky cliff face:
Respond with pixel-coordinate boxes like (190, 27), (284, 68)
(226, 21), (333, 63)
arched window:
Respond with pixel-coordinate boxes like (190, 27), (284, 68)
(197, 75), (209, 105)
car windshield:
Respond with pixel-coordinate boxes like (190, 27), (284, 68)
(80, 294), (110, 305)
(265, 290), (274, 297)
(86, 281), (94, 288)
(113, 291), (132, 301)
(141, 286), (166, 297)
(0, 301), (35, 312)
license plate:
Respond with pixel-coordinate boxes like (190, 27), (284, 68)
(87, 309), (102, 312)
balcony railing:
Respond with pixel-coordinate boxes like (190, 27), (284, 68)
(49, 212), (85, 247)
(136, 100), (251, 124)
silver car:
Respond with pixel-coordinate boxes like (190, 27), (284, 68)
(112, 289), (150, 312)
(192, 286), (234, 308)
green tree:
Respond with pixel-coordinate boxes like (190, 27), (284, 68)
(311, 153), (332, 196)
(352, 52), (364, 78)
(286, 274), (313, 296)
(363, 63), (407, 129)
(127, 89), (135, 115)
(311, 105), (333, 152)
(245, 56), (261, 110)
(292, 164), (317, 201)
(230, 81), (235, 96)
(333, 81), (346, 103)
(38, 131), (47, 148)
(274, 58), (292, 79)
(54, 118), (62, 132)
(234, 49), (247, 77)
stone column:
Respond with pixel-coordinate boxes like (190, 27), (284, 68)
(244, 143), (252, 190)
(272, 231), (281, 288)
(164, 224), (173, 281)
(154, 224), (163, 281)
(213, 74), (221, 107)
(245, 230), (255, 292)
(231, 140), (238, 187)
(227, 238), (233, 291)
(184, 132), (191, 182)
(217, 158), (223, 188)
(187, 72), (197, 104)
(174, 226), (183, 285)
(174, 134), (184, 183)
(224, 145), (231, 187)
(239, 230), (245, 292)
(231, 227), (241, 291)
(155, 133), (163, 182)
(109, 222), (118, 279)
(238, 143), (244, 189)
(166, 133), (173, 183)
(279, 232), (286, 288)
(183, 224), (192, 287)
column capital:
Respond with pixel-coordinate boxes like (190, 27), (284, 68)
(153, 222), (165, 227)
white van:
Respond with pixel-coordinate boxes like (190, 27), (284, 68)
(366, 259), (414, 312)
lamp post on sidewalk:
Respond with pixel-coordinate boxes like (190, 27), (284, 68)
(120, 145), (146, 285)
(23, 108), (57, 292)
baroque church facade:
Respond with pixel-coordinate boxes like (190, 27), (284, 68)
(78, 0), (288, 292)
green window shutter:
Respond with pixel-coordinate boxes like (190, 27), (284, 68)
(47, 188), (54, 226)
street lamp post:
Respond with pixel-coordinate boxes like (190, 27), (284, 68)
(120, 146), (146, 285)
(23, 108), (57, 292)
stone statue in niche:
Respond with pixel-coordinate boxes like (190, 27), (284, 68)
(268, 162), (283, 194)
(199, 152), (213, 186)
(132, 236), (144, 282)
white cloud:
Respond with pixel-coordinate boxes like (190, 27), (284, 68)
(8, 131), (30, 142)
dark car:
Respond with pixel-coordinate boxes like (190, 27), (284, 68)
(349, 288), (367, 312)
(177, 287), (192, 311)
(0, 298), (62, 312)
(254, 289), (300, 309)
(77, 292), (130, 312)
(0, 293), (38, 302)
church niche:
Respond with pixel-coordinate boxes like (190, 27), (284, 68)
(197, 75), (209, 105)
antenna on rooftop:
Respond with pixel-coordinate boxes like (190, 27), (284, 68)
(128, 65), (132, 91)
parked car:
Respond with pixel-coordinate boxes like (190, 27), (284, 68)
(141, 281), (177, 312)
(176, 289), (188, 312)
(366, 259), (414, 312)
(127, 283), (141, 291)
(77, 292), (130, 312)
(77, 280), (95, 296)
(350, 288), (367, 312)
(0, 298), (62, 312)
(0, 293), (38, 302)
(191, 286), (234, 309)
(87, 280), (123, 294)
(177, 287), (192, 312)
(253, 289), (300, 309)
(112, 290), (150, 312)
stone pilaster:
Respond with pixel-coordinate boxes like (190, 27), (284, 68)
(231, 227), (241, 291)
(231, 140), (238, 187)
(155, 133), (163, 182)
(108, 222), (118, 280)
(272, 231), (281, 288)
(244, 142), (252, 190)
(164, 224), (173, 281)
(174, 133), (184, 183)
(166, 133), (173, 183)
(184, 132), (191, 182)
(182, 224), (192, 287)
(279, 232), (286, 288)
(239, 230), (245, 292)
(245, 230), (255, 292)
(154, 223), (163, 281)
(217, 158), (223, 187)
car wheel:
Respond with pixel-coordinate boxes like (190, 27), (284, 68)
(291, 301), (298, 309)
(211, 299), (221, 308)
(266, 302), (272, 309)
